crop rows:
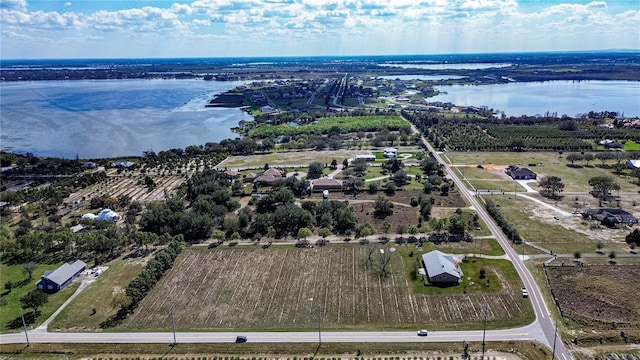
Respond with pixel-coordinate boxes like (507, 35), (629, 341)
(122, 247), (524, 330)
(67, 174), (184, 204)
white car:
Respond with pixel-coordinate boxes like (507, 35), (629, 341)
(521, 288), (529, 298)
(417, 329), (428, 336)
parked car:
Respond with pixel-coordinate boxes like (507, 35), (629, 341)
(235, 336), (247, 343)
(521, 288), (528, 298)
(417, 329), (428, 336)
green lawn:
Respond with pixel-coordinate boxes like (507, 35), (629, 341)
(624, 140), (640, 151)
(0, 262), (74, 333)
(49, 258), (145, 331)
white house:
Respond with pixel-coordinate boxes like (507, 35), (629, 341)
(383, 147), (398, 158)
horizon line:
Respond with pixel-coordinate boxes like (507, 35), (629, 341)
(2, 49), (639, 62)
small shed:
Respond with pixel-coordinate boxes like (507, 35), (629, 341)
(36, 260), (86, 293)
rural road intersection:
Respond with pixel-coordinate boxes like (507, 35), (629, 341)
(1, 126), (573, 360)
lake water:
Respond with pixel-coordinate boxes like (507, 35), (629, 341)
(431, 80), (640, 117)
(378, 75), (466, 81)
(380, 63), (512, 70)
(0, 79), (251, 158)
(2, 78), (639, 159)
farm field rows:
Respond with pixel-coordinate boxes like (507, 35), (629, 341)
(119, 246), (530, 332)
(67, 174), (184, 204)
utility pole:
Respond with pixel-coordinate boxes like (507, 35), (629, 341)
(20, 307), (29, 347)
(318, 302), (322, 346)
(481, 307), (487, 360)
(170, 305), (177, 347)
(551, 320), (558, 360)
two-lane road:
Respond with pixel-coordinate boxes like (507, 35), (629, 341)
(412, 123), (572, 360)
(0, 324), (544, 344)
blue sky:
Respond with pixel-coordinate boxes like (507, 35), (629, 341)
(1, 0), (638, 59)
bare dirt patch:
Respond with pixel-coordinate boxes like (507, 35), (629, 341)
(546, 265), (640, 332)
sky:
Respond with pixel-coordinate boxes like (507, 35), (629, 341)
(1, 0), (639, 59)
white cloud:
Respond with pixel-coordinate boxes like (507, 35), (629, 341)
(65, 2), (71, 7)
(0, 0), (26, 11)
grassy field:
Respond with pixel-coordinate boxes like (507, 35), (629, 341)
(445, 152), (640, 193)
(0, 262), (74, 333)
(48, 257), (147, 331)
(100, 246), (533, 333)
(482, 196), (635, 254)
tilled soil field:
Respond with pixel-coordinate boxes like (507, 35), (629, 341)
(122, 246), (527, 331)
(546, 265), (640, 330)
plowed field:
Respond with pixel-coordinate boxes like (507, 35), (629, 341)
(122, 246), (528, 331)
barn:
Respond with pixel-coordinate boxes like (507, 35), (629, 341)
(36, 260), (87, 293)
(422, 250), (461, 284)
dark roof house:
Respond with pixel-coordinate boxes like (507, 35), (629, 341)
(36, 260), (86, 293)
(583, 208), (638, 225)
(422, 250), (461, 284)
(505, 165), (537, 180)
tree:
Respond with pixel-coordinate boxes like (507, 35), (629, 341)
(391, 169), (408, 187)
(574, 251), (582, 260)
(596, 152), (613, 166)
(538, 176), (565, 199)
(297, 227), (313, 241)
(625, 229), (640, 245)
(596, 241), (604, 253)
(374, 196), (394, 218)
(588, 176), (620, 200)
(566, 153), (582, 165)
(608, 251), (617, 263)
(211, 229), (225, 242)
(22, 262), (38, 281)
(111, 290), (132, 309)
(4, 281), (13, 293)
(318, 227), (331, 239)
(20, 289), (48, 313)
(343, 177), (364, 198)
(583, 153), (594, 166)
(307, 162), (324, 180)
(381, 221), (391, 237)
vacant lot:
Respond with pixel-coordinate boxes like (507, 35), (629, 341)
(445, 152), (640, 193)
(546, 265), (640, 333)
(120, 246), (531, 332)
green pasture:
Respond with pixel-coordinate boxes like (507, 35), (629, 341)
(0, 262), (75, 333)
(49, 258), (146, 331)
(447, 152), (640, 192)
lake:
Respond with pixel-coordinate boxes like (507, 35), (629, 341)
(378, 75), (466, 81)
(2, 78), (639, 159)
(0, 79), (252, 159)
(431, 80), (640, 117)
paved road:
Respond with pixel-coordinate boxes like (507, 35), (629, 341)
(0, 325), (544, 344)
(411, 123), (572, 360)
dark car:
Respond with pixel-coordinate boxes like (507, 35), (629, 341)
(235, 336), (247, 343)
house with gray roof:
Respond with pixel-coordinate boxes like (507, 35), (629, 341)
(36, 260), (86, 293)
(583, 208), (638, 226)
(422, 250), (461, 284)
